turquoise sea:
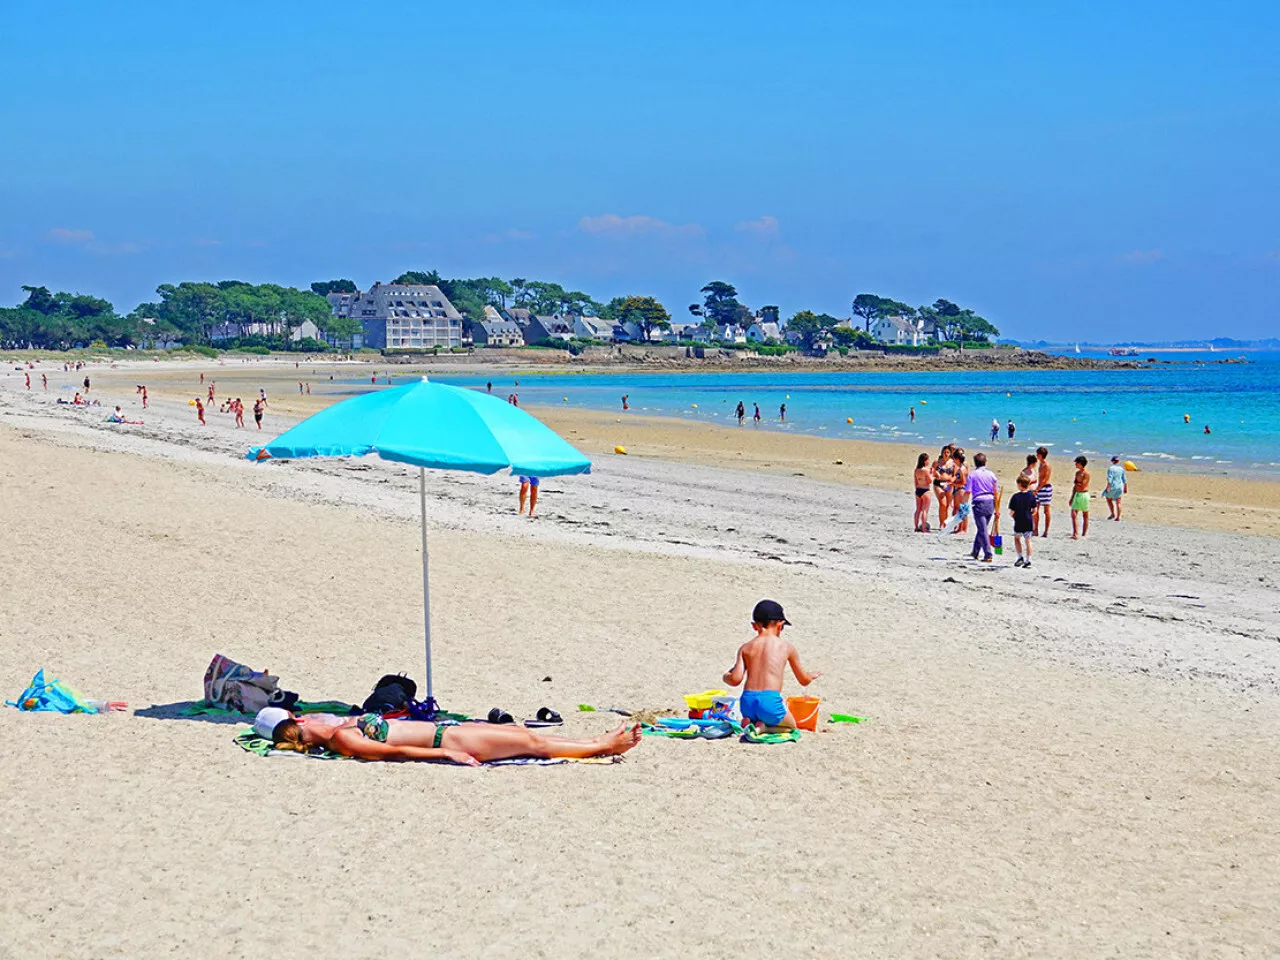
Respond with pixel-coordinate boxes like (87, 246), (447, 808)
(356, 350), (1280, 478)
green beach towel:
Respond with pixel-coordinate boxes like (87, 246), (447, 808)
(741, 727), (801, 744)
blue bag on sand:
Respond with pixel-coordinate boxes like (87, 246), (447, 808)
(6, 670), (98, 713)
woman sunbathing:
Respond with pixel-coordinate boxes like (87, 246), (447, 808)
(254, 707), (642, 766)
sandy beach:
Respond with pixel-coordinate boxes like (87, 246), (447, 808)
(3, 359), (1280, 958)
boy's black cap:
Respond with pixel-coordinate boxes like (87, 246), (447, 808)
(752, 599), (791, 626)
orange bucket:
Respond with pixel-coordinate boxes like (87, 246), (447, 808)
(787, 695), (821, 731)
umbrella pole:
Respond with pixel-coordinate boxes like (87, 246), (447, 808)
(419, 467), (436, 714)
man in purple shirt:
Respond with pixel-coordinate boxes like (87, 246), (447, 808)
(966, 452), (1000, 562)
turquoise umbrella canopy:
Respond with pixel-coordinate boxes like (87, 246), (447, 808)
(247, 377), (591, 477)
(247, 378), (592, 712)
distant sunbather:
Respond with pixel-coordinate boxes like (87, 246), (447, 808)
(254, 708), (642, 766)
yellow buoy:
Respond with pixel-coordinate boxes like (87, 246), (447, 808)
(563, 397), (568, 402)
(691, 404), (697, 408)
(615, 418), (621, 423)
(614, 445), (627, 455)
(1124, 460), (1139, 471)
(1006, 392), (1011, 397)
(846, 417), (853, 424)
(920, 400), (927, 404)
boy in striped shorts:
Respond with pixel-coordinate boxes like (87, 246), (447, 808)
(1034, 446), (1053, 537)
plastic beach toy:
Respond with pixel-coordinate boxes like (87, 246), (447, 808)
(829, 713), (868, 724)
(786, 695), (821, 731)
(683, 690), (727, 711)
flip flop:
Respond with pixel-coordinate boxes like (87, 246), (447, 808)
(487, 708), (515, 725)
(524, 707), (563, 728)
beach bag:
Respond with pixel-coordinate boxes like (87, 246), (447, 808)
(203, 654), (297, 714)
(6, 669), (97, 714)
(361, 674), (418, 715)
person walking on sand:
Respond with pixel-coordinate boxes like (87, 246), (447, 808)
(24, 373), (30, 389)
(141, 386), (148, 409)
(1104, 455), (1127, 521)
(913, 452), (933, 532)
(305, 383), (310, 395)
(253, 398), (264, 429)
(1070, 456), (1091, 539)
(41, 373), (47, 390)
(1034, 446), (1053, 537)
(736, 400), (746, 425)
(518, 476), (539, 518)
(753, 403), (761, 425)
(195, 397), (206, 425)
(721, 600), (821, 734)
(967, 452), (999, 561)
(1009, 475), (1036, 568)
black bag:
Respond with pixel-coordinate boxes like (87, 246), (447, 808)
(361, 674), (418, 714)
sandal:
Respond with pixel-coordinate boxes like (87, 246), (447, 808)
(487, 707), (515, 724)
(525, 707), (563, 728)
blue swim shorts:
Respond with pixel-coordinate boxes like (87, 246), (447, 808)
(740, 690), (787, 726)
(518, 476), (540, 487)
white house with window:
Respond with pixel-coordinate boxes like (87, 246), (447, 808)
(870, 315), (920, 346)
(746, 321), (781, 343)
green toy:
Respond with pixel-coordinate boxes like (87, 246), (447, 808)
(829, 713), (869, 724)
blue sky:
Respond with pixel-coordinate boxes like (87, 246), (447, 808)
(2, 1), (1277, 340)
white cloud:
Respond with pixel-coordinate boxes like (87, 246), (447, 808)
(735, 215), (780, 239)
(577, 214), (703, 238)
(47, 227), (95, 243)
(1118, 248), (1167, 265)
(85, 240), (143, 256)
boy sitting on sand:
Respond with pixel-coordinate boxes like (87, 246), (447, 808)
(722, 600), (821, 732)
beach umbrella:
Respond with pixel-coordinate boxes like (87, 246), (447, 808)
(248, 377), (591, 712)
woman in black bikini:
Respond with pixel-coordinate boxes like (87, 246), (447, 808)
(913, 452), (933, 532)
(932, 444), (955, 529)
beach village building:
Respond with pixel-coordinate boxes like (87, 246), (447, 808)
(466, 305), (524, 347)
(870, 315), (922, 346)
(329, 283), (465, 350)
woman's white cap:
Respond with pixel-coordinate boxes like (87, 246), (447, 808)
(254, 706), (291, 740)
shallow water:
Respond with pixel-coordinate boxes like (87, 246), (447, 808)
(347, 350), (1280, 478)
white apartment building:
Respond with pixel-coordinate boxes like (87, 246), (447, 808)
(334, 283), (464, 349)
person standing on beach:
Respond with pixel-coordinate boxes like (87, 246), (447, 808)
(1018, 453), (1038, 490)
(1007, 419), (1016, 441)
(1069, 456), (1090, 539)
(913, 453), (933, 532)
(779, 403), (786, 421)
(83, 375), (91, 392)
(933, 444), (955, 529)
(1009, 476), (1036, 568)
(1104, 456), (1127, 521)
(253, 398), (264, 429)
(736, 401), (746, 426)
(41, 373), (47, 390)
(1034, 447), (1053, 537)
(951, 449), (970, 533)
(24, 373), (30, 389)
(753, 403), (761, 425)
(234, 398), (245, 428)
(195, 397), (206, 425)
(518, 476), (540, 518)
(200, 372), (204, 385)
(141, 386), (148, 409)
(967, 452), (999, 561)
